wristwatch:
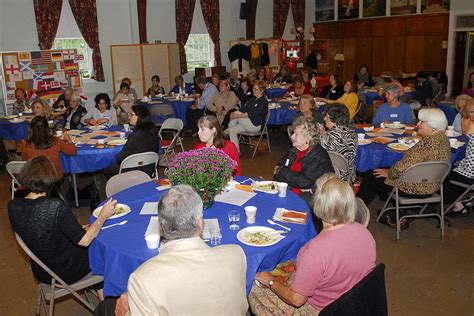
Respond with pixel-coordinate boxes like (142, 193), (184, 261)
(269, 280), (275, 287)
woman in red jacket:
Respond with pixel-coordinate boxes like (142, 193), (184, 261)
(194, 115), (241, 175)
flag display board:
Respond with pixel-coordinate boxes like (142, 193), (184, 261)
(1, 49), (83, 105)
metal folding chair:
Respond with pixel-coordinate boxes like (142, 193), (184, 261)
(355, 197), (371, 228)
(106, 170), (151, 197)
(6, 161), (26, 199)
(158, 118), (184, 152)
(444, 181), (473, 215)
(158, 131), (181, 168)
(376, 161), (451, 241)
(14, 233), (103, 315)
(238, 111), (271, 158)
(328, 151), (352, 184)
(149, 104), (175, 127)
(119, 151), (159, 179)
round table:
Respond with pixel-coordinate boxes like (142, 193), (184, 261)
(268, 100), (325, 125)
(266, 87), (287, 99)
(0, 117), (30, 141)
(137, 97), (194, 125)
(89, 176), (317, 296)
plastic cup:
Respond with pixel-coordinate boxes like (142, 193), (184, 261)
(449, 138), (457, 147)
(277, 182), (288, 197)
(244, 206), (257, 224)
(446, 130), (454, 137)
(447, 126), (454, 131)
(357, 133), (365, 140)
(228, 210), (240, 230)
(120, 132), (126, 140)
(209, 227), (222, 246)
(393, 121), (401, 127)
(145, 234), (160, 249)
(123, 124), (130, 132)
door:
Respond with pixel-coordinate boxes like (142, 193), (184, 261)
(452, 32), (467, 96)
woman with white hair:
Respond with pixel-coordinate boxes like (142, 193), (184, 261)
(274, 116), (334, 206)
(63, 94), (87, 130)
(357, 108), (451, 207)
(249, 176), (376, 314)
(372, 84), (414, 126)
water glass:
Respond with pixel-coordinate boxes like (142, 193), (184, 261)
(209, 227), (222, 246)
(228, 210), (240, 230)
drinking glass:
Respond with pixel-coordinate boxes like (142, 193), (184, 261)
(228, 210), (240, 230)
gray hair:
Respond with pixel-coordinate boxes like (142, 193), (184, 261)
(195, 76), (208, 85)
(418, 108), (448, 131)
(158, 185), (203, 240)
(384, 83), (400, 98)
(292, 115), (320, 146)
(174, 75), (184, 83)
(70, 94), (81, 103)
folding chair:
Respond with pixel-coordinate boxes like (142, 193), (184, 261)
(238, 111), (271, 158)
(355, 197), (371, 228)
(119, 152), (159, 179)
(399, 93), (412, 104)
(444, 181), (473, 215)
(328, 151), (352, 184)
(376, 161), (451, 241)
(158, 131), (181, 168)
(106, 170), (151, 197)
(14, 233), (103, 315)
(6, 161), (26, 199)
(158, 118), (184, 152)
(149, 104), (175, 127)
(352, 99), (364, 124)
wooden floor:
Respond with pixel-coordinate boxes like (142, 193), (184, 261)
(0, 131), (472, 315)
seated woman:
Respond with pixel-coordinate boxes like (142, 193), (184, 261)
(235, 77), (253, 105)
(256, 66), (268, 82)
(63, 94), (87, 130)
(114, 77), (138, 100)
(195, 116), (241, 175)
(83, 93), (118, 127)
(302, 70), (317, 94)
(32, 99), (53, 118)
(372, 84), (415, 127)
(206, 80), (239, 129)
(113, 82), (134, 123)
(8, 156), (117, 288)
(294, 94), (324, 125)
(249, 175), (376, 314)
(19, 116), (77, 180)
(453, 95), (473, 134)
(318, 74), (344, 101)
(12, 87), (31, 115)
(169, 75), (194, 95)
(274, 116), (334, 205)
(147, 75), (165, 96)
(354, 64), (375, 87)
(462, 72), (474, 97)
(283, 75), (311, 98)
(357, 108), (451, 206)
(320, 103), (358, 183)
(104, 106), (159, 178)
(211, 74), (220, 87)
(316, 80), (359, 121)
(272, 66), (293, 84)
(226, 80), (268, 155)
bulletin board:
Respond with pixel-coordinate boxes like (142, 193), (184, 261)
(0, 49), (83, 106)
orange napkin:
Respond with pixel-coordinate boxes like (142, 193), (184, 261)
(372, 137), (395, 144)
(354, 124), (371, 128)
(282, 210), (307, 223)
(235, 184), (254, 192)
(98, 131), (119, 136)
(155, 179), (171, 186)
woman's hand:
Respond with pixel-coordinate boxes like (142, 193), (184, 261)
(115, 292), (129, 316)
(96, 118), (109, 125)
(255, 272), (274, 287)
(98, 198), (118, 220)
(230, 111), (241, 120)
(88, 118), (97, 126)
(374, 169), (389, 178)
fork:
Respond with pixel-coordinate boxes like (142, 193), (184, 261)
(102, 220), (128, 230)
(267, 219), (291, 231)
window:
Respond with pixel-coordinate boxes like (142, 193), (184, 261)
(185, 34), (214, 70)
(52, 38), (93, 79)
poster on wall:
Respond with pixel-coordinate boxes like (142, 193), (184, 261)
(315, 0), (335, 21)
(363, 0), (386, 17)
(421, 0), (449, 13)
(338, 0), (359, 20)
(390, 0), (416, 15)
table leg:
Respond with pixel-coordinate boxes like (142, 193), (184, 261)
(72, 174), (79, 207)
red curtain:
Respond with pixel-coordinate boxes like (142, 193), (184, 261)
(68, 0), (105, 81)
(273, 0), (290, 38)
(291, 0), (305, 33)
(200, 0), (222, 67)
(33, 0), (63, 50)
(176, 0), (196, 74)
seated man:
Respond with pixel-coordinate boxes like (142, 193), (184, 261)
(98, 185), (248, 316)
(169, 75), (194, 95)
(185, 76), (218, 136)
(52, 87), (73, 109)
(373, 84), (415, 126)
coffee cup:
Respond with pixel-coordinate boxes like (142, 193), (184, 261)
(357, 133), (365, 140)
(449, 138), (457, 147)
(277, 182), (288, 197)
(393, 121), (401, 128)
(145, 234), (160, 249)
(244, 206), (257, 224)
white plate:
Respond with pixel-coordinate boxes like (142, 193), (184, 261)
(92, 203), (131, 219)
(451, 141), (465, 149)
(446, 131), (461, 138)
(9, 118), (26, 123)
(107, 139), (127, 146)
(88, 125), (107, 130)
(23, 110), (33, 114)
(4, 115), (18, 120)
(385, 123), (406, 129)
(387, 143), (410, 151)
(315, 101), (326, 106)
(358, 138), (373, 145)
(363, 126), (374, 132)
(236, 226), (283, 247)
(251, 181), (279, 194)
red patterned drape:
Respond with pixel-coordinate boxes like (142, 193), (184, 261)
(291, 0), (305, 33)
(273, 0), (290, 38)
(33, 0), (63, 49)
(200, 0), (222, 67)
(176, 0), (196, 74)
(68, 0), (105, 81)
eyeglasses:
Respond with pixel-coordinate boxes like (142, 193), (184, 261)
(253, 88), (260, 91)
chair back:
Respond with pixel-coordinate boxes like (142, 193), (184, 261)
(320, 263), (387, 316)
(159, 132), (181, 167)
(399, 94), (412, 103)
(119, 152), (159, 176)
(160, 118), (183, 131)
(395, 161), (450, 188)
(150, 104), (175, 125)
(106, 170), (151, 197)
(6, 161), (26, 199)
(355, 198), (371, 227)
(328, 151), (350, 181)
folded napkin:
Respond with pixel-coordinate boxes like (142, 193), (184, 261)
(372, 137), (395, 144)
(273, 208), (307, 224)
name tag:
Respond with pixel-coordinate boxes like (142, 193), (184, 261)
(390, 114), (398, 118)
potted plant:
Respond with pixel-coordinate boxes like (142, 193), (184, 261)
(165, 147), (237, 208)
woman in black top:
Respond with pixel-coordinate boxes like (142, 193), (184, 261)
(226, 80), (268, 154)
(235, 77), (254, 105)
(63, 94), (87, 130)
(319, 74), (344, 100)
(353, 64), (375, 87)
(147, 75), (166, 96)
(104, 106), (159, 178)
(8, 156), (117, 285)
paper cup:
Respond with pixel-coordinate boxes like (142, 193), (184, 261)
(277, 182), (288, 197)
(244, 206), (257, 224)
(393, 121), (401, 127)
(120, 132), (126, 140)
(447, 126), (454, 131)
(145, 234), (160, 249)
(55, 130), (63, 137)
(446, 130), (455, 137)
(357, 133), (365, 140)
(97, 139), (105, 145)
(123, 124), (130, 132)
(449, 138), (457, 147)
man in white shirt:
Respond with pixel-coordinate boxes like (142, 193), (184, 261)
(97, 185), (248, 316)
(185, 76), (218, 136)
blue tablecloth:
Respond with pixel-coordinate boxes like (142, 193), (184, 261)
(268, 101), (325, 125)
(137, 97), (194, 125)
(266, 88), (286, 99)
(437, 102), (457, 125)
(355, 128), (467, 172)
(0, 118), (29, 141)
(89, 176), (316, 296)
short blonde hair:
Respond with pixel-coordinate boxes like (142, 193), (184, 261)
(313, 177), (356, 225)
(300, 94), (317, 111)
(454, 94), (472, 112)
(418, 108), (448, 131)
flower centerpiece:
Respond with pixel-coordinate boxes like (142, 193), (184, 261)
(165, 147), (237, 208)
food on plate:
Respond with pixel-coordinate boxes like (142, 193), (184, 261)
(252, 181), (277, 192)
(243, 231), (279, 245)
(114, 205), (128, 215)
(95, 143), (105, 149)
